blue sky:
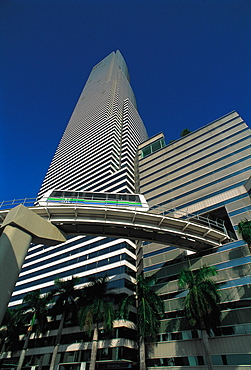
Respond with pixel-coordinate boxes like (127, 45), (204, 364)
(1, 0), (250, 201)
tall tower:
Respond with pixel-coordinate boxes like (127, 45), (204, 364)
(6, 51), (148, 369)
(10, 51), (148, 308)
(38, 50), (148, 198)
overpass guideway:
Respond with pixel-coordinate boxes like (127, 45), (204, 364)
(0, 205), (230, 251)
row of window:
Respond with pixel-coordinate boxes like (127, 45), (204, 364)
(147, 354), (251, 367)
(15, 326), (137, 351)
(229, 204), (251, 217)
(147, 165), (251, 208)
(67, 162), (119, 192)
(11, 266), (136, 303)
(78, 166), (135, 194)
(145, 251), (251, 275)
(217, 238), (246, 252)
(212, 354), (251, 366)
(20, 241), (135, 281)
(157, 324), (251, 342)
(157, 330), (199, 341)
(144, 146), (250, 200)
(147, 356), (204, 367)
(50, 191), (140, 202)
(60, 346), (137, 363)
(98, 347), (137, 362)
(144, 245), (176, 259)
(139, 117), (245, 177)
(141, 138), (166, 158)
(104, 181), (135, 194)
(185, 193), (249, 231)
(26, 236), (93, 257)
(144, 237), (244, 260)
(220, 274), (251, 289)
(159, 300), (251, 321)
(23, 240), (135, 273)
(4, 353), (251, 368)
(141, 132), (250, 189)
(90, 174), (134, 194)
(18, 253), (136, 285)
(148, 179), (247, 215)
(42, 155), (118, 195)
(25, 236), (109, 265)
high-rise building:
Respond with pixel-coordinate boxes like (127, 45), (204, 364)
(10, 50), (148, 307)
(138, 111), (251, 368)
(37, 50), (147, 198)
(4, 51), (148, 369)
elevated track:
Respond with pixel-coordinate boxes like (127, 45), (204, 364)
(0, 203), (230, 251)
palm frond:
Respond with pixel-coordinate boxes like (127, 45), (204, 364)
(78, 275), (117, 335)
(238, 219), (251, 246)
(179, 266), (221, 332)
(136, 274), (164, 340)
(119, 294), (135, 319)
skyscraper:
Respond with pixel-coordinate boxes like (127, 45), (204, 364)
(5, 51), (148, 370)
(37, 50), (147, 198)
(10, 50), (148, 307)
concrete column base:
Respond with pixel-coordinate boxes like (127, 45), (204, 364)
(0, 225), (32, 322)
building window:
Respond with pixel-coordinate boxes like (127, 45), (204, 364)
(171, 332), (183, 340)
(141, 138), (166, 158)
(212, 354), (251, 366)
(147, 356), (204, 367)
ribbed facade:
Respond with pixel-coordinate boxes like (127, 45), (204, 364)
(138, 111), (251, 369)
(37, 50), (147, 197)
(3, 52), (148, 370)
(9, 51), (148, 308)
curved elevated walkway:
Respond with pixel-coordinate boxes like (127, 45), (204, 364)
(0, 205), (230, 251)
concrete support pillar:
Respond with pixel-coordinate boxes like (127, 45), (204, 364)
(0, 204), (66, 325)
(0, 225), (32, 322)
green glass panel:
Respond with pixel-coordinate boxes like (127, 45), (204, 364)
(142, 145), (152, 158)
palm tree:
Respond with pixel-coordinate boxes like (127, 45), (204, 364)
(238, 219), (251, 249)
(78, 275), (116, 370)
(120, 275), (164, 370)
(16, 290), (51, 370)
(49, 276), (80, 370)
(178, 265), (221, 370)
(0, 306), (24, 353)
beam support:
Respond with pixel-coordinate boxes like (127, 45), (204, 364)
(0, 205), (66, 325)
(0, 225), (32, 326)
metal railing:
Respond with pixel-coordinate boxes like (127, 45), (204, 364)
(147, 202), (227, 233)
(0, 198), (37, 209)
(0, 197), (227, 234)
